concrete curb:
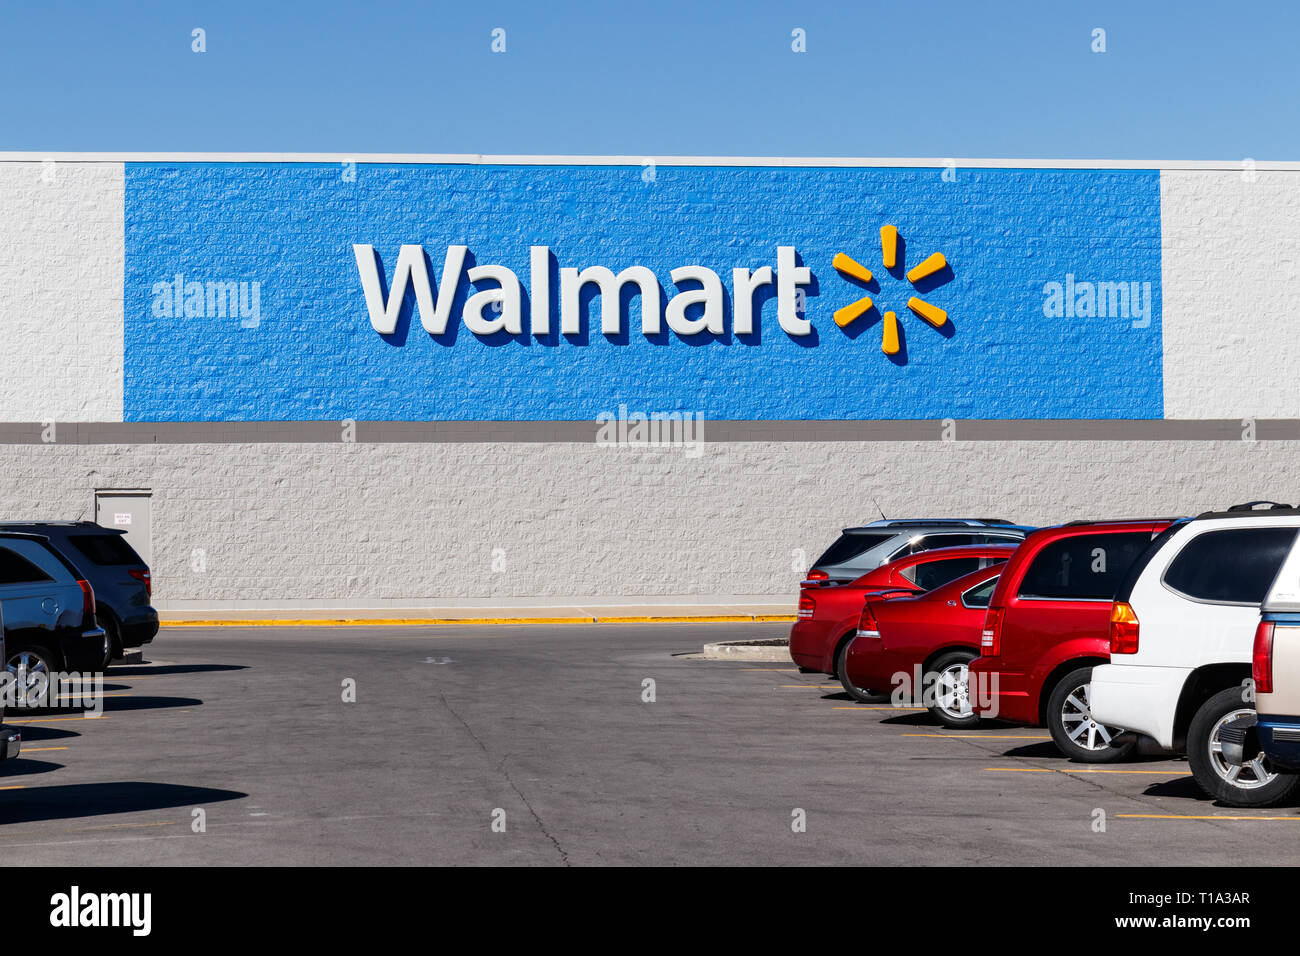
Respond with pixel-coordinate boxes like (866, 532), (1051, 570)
(700, 639), (794, 662)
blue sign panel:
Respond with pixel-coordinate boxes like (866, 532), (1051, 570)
(124, 163), (1163, 421)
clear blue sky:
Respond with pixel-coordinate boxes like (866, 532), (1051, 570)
(1, 0), (1294, 159)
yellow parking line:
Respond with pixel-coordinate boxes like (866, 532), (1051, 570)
(19, 747), (69, 753)
(1116, 813), (1300, 822)
(0, 785), (27, 790)
(904, 738), (1055, 743)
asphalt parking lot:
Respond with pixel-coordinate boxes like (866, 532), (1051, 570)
(0, 621), (1296, 865)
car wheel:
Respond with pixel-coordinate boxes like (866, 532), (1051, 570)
(6, 646), (55, 708)
(835, 638), (879, 703)
(1187, 687), (1300, 807)
(927, 650), (980, 729)
(1046, 666), (1137, 763)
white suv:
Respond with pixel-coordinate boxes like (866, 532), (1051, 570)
(1090, 503), (1300, 806)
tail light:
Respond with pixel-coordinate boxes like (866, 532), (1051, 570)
(797, 594), (815, 620)
(1253, 621), (1276, 695)
(1109, 602), (1140, 655)
(856, 599), (880, 639)
(128, 568), (152, 597)
(77, 579), (96, 621)
(981, 607), (1004, 655)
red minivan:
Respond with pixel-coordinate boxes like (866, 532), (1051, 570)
(789, 545), (1015, 697)
(845, 563), (1004, 727)
(968, 519), (1173, 761)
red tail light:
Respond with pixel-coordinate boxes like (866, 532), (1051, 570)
(981, 607), (1004, 655)
(77, 579), (96, 621)
(797, 594), (815, 620)
(1253, 621), (1276, 695)
(128, 568), (152, 597)
(856, 599), (880, 639)
(1109, 602), (1140, 654)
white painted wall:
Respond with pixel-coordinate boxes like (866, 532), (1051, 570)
(0, 439), (1291, 609)
(1161, 169), (1300, 419)
(0, 162), (123, 421)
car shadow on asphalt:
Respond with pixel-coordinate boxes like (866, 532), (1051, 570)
(108, 664), (247, 677)
(1140, 777), (1212, 800)
(879, 712), (937, 726)
(0, 758), (63, 777)
(99, 697), (203, 713)
(0, 782), (246, 825)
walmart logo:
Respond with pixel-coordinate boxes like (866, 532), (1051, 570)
(832, 225), (951, 355)
(353, 231), (953, 359)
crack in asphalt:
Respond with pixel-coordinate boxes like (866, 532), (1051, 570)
(436, 691), (571, 866)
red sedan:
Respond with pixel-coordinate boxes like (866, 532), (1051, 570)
(845, 563), (1004, 726)
(789, 545), (1016, 698)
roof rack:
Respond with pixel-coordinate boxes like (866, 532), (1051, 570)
(1061, 517), (1186, 526)
(1194, 502), (1300, 519)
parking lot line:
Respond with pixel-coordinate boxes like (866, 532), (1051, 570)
(0, 786), (26, 791)
(904, 738), (1055, 743)
(1116, 813), (1300, 822)
(19, 746), (69, 752)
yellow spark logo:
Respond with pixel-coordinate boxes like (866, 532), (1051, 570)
(833, 225), (950, 355)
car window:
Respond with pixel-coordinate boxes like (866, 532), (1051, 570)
(68, 533), (144, 566)
(963, 576), (999, 608)
(1017, 532), (1153, 601)
(979, 533), (1025, 545)
(901, 557), (983, 591)
(1162, 527), (1299, 605)
(0, 545), (54, 585)
(901, 533), (982, 557)
(813, 533), (893, 567)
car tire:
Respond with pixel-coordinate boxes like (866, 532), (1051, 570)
(6, 645), (55, 708)
(1046, 666), (1137, 763)
(926, 650), (980, 729)
(835, 637), (879, 703)
(99, 616), (121, 672)
(1187, 687), (1300, 808)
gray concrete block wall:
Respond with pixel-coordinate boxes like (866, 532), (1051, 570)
(0, 438), (1293, 610)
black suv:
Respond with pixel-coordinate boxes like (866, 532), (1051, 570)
(0, 523), (157, 669)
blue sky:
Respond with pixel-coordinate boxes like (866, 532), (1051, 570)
(0, 0), (1293, 159)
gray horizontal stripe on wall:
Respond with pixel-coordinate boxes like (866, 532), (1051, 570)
(0, 420), (1294, 444)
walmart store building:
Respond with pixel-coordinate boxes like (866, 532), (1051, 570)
(0, 154), (1297, 618)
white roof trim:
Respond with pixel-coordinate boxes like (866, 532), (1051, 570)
(0, 152), (1296, 170)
